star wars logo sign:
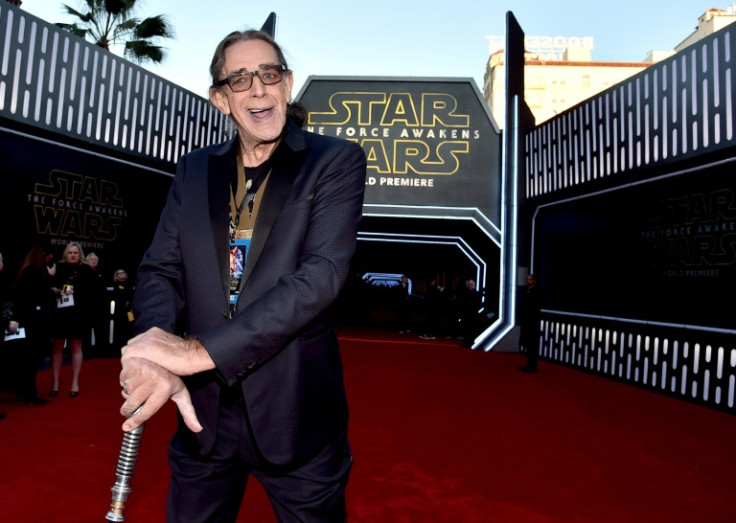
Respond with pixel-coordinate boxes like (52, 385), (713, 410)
(305, 91), (480, 181)
(298, 79), (499, 211)
(28, 170), (126, 242)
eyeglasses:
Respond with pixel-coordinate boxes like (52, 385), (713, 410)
(214, 64), (287, 93)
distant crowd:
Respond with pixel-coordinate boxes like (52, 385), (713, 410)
(0, 243), (134, 420)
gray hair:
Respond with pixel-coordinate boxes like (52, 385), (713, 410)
(209, 30), (288, 88)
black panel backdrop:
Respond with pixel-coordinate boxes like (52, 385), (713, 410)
(0, 130), (172, 281)
(536, 161), (736, 330)
(298, 78), (501, 223)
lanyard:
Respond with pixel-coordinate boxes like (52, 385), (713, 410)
(231, 162), (270, 232)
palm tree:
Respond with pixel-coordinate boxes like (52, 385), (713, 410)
(56, 0), (174, 64)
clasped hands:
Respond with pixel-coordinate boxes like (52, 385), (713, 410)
(119, 327), (216, 433)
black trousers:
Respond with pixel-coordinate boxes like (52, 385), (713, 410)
(520, 330), (539, 370)
(166, 396), (352, 522)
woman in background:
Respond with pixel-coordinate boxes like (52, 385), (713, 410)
(14, 244), (54, 404)
(49, 242), (95, 397)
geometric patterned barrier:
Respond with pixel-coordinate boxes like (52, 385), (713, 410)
(0, 4), (228, 165)
(526, 23), (736, 197)
(523, 22), (736, 414)
(541, 313), (736, 413)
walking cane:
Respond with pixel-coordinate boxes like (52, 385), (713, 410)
(105, 406), (144, 522)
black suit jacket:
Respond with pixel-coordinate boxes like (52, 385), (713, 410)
(133, 120), (367, 465)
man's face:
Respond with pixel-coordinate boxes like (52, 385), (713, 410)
(210, 39), (293, 151)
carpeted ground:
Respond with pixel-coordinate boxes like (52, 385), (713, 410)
(0, 328), (734, 522)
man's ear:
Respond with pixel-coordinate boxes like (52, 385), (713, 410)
(283, 70), (294, 104)
(209, 87), (230, 115)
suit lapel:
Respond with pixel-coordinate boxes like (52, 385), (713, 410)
(208, 139), (239, 299)
(240, 124), (308, 292)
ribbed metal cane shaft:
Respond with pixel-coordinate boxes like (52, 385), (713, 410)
(106, 408), (145, 522)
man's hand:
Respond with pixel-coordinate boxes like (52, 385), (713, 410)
(120, 357), (203, 433)
(121, 326), (216, 376)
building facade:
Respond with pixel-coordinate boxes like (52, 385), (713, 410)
(484, 5), (736, 128)
(675, 4), (736, 51)
(483, 47), (651, 127)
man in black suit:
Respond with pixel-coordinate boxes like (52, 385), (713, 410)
(119, 29), (366, 522)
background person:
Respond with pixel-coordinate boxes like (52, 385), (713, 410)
(395, 274), (413, 333)
(83, 251), (109, 357)
(419, 277), (442, 340)
(119, 29), (366, 522)
(520, 274), (541, 372)
(13, 244), (54, 405)
(0, 250), (21, 412)
(86, 252), (100, 274)
(110, 269), (134, 356)
(459, 278), (482, 347)
(49, 242), (95, 397)
(443, 276), (462, 339)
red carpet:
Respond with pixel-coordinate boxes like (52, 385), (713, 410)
(0, 328), (734, 522)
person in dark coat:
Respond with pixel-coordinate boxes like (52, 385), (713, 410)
(84, 252), (110, 357)
(14, 244), (54, 404)
(419, 277), (442, 339)
(118, 29), (366, 522)
(0, 250), (21, 416)
(110, 269), (134, 355)
(395, 274), (413, 333)
(520, 274), (541, 372)
(459, 278), (482, 347)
